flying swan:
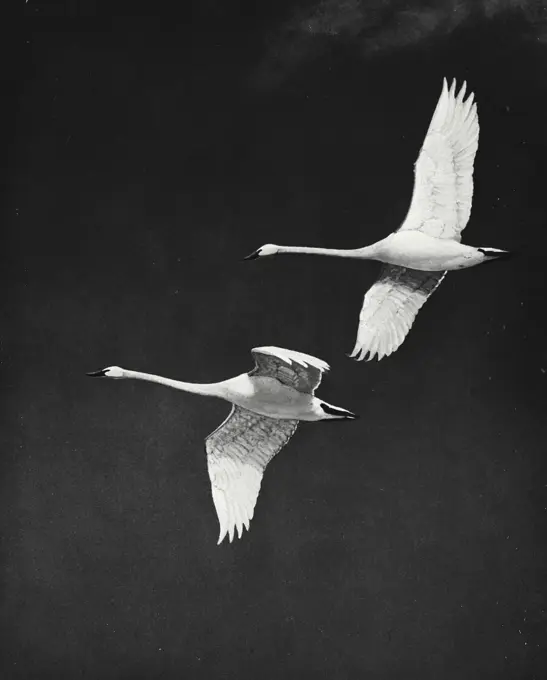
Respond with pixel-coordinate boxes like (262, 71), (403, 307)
(87, 346), (356, 544)
(244, 79), (511, 361)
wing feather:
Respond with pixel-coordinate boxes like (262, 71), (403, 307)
(250, 346), (329, 394)
(399, 78), (479, 241)
(349, 265), (446, 361)
(206, 405), (298, 544)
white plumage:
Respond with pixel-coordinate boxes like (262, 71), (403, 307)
(245, 79), (510, 362)
(350, 78), (479, 361)
(87, 346), (356, 544)
(350, 267), (446, 362)
(206, 405), (298, 544)
(206, 346), (333, 544)
(399, 78), (479, 241)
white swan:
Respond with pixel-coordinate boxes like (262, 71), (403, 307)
(87, 346), (356, 544)
(244, 79), (511, 361)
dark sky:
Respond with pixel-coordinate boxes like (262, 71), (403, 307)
(3, 1), (547, 678)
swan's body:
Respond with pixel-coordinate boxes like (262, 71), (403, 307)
(88, 346), (356, 544)
(245, 79), (511, 360)
(279, 231), (505, 271)
(353, 231), (507, 272)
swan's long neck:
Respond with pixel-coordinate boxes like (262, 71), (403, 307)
(275, 244), (380, 259)
(121, 370), (226, 398)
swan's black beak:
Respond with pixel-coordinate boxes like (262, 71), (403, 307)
(243, 249), (260, 261)
(86, 369), (107, 377)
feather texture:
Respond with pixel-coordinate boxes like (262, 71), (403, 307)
(399, 78), (479, 241)
(350, 265), (446, 361)
(250, 346), (329, 394)
(206, 405), (299, 544)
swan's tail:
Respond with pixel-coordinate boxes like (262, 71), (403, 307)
(319, 402), (359, 420)
(478, 247), (513, 262)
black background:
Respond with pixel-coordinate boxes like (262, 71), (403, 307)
(3, 1), (547, 678)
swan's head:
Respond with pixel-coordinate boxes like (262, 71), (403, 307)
(243, 243), (279, 260)
(86, 365), (125, 379)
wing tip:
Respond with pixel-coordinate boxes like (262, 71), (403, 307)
(217, 524), (249, 545)
(349, 346), (392, 363)
(348, 347), (371, 362)
(442, 76), (475, 107)
(217, 519), (250, 545)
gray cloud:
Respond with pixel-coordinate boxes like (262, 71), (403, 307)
(252, 0), (545, 89)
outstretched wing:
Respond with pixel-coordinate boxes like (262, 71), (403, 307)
(250, 346), (329, 394)
(399, 79), (479, 241)
(205, 405), (299, 544)
(349, 265), (446, 361)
